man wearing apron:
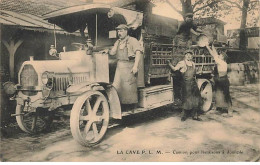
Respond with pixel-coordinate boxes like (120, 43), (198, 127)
(172, 13), (201, 106)
(167, 50), (202, 121)
(206, 45), (232, 117)
(109, 24), (144, 104)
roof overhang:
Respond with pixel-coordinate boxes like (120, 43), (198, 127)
(43, 4), (111, 20)
(0, 9), (80, 35)
(43, 3), (143, 33)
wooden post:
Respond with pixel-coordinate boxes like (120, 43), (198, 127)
(3, 39), (24, 81)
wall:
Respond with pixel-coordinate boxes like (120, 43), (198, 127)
(0, 27), (82, 126)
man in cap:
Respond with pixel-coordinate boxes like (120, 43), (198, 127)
(174, 13), (201, 47)
(172, 12), (201, 106)
(108, 24), (144, 105)
(167, 50), (202, 121)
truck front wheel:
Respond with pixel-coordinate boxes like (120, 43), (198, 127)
(16, 105), (53, 134)
(70, 90), (110, 146)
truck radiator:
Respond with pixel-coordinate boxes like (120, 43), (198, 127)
(20, 64), (38, 86)
(20, 64), (38, 96)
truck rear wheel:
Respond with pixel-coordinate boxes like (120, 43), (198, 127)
(16, 105), (53, 134)
(197, 79), (213, 112)
(70, 90), (109, 146)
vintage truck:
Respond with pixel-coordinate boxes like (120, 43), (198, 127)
(4, 3), (215, 146)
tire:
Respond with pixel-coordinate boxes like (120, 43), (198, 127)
(70, 90), (109, 146)
(16, 105), (53, 134)
(197, 79), (213, 112)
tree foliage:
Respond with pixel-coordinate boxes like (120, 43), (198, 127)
(150, 0), (259, 49)
(152, 0), (259, 28)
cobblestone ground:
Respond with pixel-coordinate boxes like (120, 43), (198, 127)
(1, 84), (259, 162)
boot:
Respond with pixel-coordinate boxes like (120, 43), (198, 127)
(192, 109), (202, 121)
(181, 109), (188, 122)
(216, 107), (224, 114)
(227, 107), (233, 117)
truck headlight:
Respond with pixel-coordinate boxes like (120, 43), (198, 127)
(41, 72), (50, 85)
(49, 45), (57, 56)
(3, 81), (16, 96)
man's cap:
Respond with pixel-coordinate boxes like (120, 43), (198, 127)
(116, 24), (128, 30)
(185, 13), (193, 17)
(184, 50), (194, 55)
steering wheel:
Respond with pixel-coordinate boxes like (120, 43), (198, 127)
(71, 43), (86, 50)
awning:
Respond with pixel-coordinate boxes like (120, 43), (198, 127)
(108, 7), (143, 30)
(43, 3), (111, 19)
(43, 3), (143, 33)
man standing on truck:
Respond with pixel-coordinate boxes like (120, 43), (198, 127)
(173, 13), (201, 47)
(108, 24), (144, 105)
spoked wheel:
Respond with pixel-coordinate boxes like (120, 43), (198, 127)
(198, 79), (213, 112)
(70, 90), (110, 146)
(16, 105), (53, 134)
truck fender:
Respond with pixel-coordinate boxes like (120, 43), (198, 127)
(196, 78), (211, 88)
(196, 78), (213, 112)
(66, 81), (100, 94)
(104, 86), (122, 119)
(67, 82), (122, 119)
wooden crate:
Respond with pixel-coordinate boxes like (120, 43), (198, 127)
(138, 85), (173, 108)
